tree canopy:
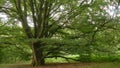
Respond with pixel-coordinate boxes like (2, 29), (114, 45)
(0, 0), (120, 66)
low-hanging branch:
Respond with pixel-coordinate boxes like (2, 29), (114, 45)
(46, 55), (79, 61)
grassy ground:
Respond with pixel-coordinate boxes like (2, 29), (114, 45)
(1, 55), (120, 68)
(0, 62), (120, 68)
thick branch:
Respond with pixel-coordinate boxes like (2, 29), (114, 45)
(13, 0), (33, 38)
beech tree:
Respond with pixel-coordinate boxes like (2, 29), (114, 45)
(0, 0), (120, 66)
(0, 0), (82, 66)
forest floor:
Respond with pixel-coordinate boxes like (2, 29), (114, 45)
(0, 62), (120, 68)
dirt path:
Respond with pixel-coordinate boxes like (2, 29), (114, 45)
(9, 63), (91, 68)
(1, 62), (120, 68)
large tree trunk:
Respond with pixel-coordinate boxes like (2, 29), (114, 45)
(31, 42), (45, 66)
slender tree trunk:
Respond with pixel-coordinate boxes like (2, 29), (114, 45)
(31, 42), (45, 66)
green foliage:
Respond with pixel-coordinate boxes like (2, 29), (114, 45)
(0, 0), (120, 64)
(0, 24), (31, 63)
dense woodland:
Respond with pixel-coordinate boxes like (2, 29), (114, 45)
(0, 0), (120, 66)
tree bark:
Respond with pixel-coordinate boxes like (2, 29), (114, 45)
(31, 42), (45, 66)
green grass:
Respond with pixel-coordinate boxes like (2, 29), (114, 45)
(46, 58), (68, 63)
(45, 55), (79, 63)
